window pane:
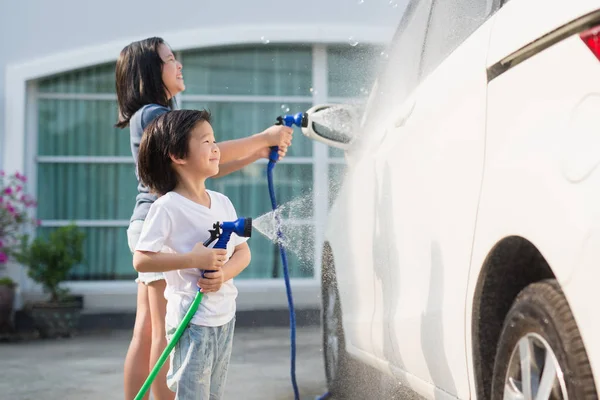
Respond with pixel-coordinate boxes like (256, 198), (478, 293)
(38, 99), (129, 156)
(206, 164), (313, 219)
(37, 163), (137, 220)
(182, 101), (313, 157)
(421, 0), (497, 78)
(33, 227), (135, 281)
(327, 45), (384, 98)
(181, 46), (312, 96)
(206, 164), (314, 279)
(38, 63), (116, 93)
(372, 0), (433, 118)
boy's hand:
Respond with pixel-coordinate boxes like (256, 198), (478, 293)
(197, 268), (225, 293)
(189, 243), (227, 271)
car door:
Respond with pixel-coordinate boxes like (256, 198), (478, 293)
(326, 0), (433, 359)
(356, 0), (435, 372)
(374, 0), (501, 398)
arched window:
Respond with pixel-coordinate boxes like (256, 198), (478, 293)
(33, 44), (381, 280)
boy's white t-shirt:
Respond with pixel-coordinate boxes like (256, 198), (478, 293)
(135, 190), (248, 330)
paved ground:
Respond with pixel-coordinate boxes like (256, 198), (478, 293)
(0, 327), (329, 400)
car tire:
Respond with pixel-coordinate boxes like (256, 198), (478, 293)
(491, 279), (597, 400)
(321, 261), (374, 399)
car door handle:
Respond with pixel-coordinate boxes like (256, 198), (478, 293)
(394, 98), (416, 128)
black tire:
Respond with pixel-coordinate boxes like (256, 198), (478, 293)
(321, 255), (374, 399)
(491, 279), (598, 400)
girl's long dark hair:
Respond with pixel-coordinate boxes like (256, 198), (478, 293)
(114, 37), (176, 129)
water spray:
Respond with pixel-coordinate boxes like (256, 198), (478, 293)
(133, 218), (252, 400)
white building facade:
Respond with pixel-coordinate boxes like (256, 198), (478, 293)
(0, 0), (404, 314)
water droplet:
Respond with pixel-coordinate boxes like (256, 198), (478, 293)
(260, 36), (270, 44)
(543, 318), (549, 324)
(348, 37), (359, 47)
(388, 0), (398, 8)
(380, 51), (389, 59)
(281, 104), (290, 113)
(510, 322), (516, 328)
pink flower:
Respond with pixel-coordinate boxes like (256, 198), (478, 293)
(0, 170), (4, 177)
(0, 252), (7, 264)
(6, 204), (15, 214)
(4, 187), (12, 195)
(16, 186), (22, 193)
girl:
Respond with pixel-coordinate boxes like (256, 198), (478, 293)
(115, 37), (293, 400)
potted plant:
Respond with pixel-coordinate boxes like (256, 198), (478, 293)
(0, 170), (37, 335)
(14, 223), (86, 338)
(0, 277), (16, 335)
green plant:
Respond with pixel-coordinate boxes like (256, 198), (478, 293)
(15, 224), (85, 303)
(0, 277), (16, 288)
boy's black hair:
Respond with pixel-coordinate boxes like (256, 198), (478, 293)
(138, 109), (213, 195)
(114, 37), (176, 129)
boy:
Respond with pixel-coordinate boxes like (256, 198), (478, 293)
(133, 109), (251, 399)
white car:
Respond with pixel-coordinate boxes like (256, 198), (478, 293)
(303, 0), (600, 398)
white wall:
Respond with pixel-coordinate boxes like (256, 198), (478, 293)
(0, 0), (406, 312)
(0, 0), (406, 168)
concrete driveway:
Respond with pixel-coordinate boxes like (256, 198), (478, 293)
(0, 326), (328, 400)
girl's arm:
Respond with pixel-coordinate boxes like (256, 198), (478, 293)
(217, 125), (293, 164)
(212, 146), (289, 179)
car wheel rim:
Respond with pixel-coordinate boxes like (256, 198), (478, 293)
(504, 332), (568, 400)
(324, 283), (340, 383)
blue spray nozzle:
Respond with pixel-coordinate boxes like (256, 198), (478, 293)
(278, 112), (306, 128)
(200, 218), (252, 280)
(204, 218), (252, 249)
(270, 112), (307, 163)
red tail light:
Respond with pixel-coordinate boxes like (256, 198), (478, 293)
(581, 25), (600, 61)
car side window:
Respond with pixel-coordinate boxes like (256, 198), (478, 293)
(420, 0), (500, 79)
(365, 0), (433, 125)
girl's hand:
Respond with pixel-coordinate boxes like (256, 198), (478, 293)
(255, 145), (289, 160)
(259, 125), (293, 160)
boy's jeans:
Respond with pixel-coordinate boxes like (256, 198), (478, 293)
(166, 317), (236, 400)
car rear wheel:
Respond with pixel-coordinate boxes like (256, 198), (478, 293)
(491, 279), (597, 400)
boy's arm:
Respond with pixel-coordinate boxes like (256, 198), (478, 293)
(222, 242), (251, 281)
(134, 243), (228, 273)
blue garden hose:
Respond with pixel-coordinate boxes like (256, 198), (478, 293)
(267, 143), (300, 400)
(271, 113), (331, 400)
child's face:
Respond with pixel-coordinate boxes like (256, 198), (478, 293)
(183, 121), (220, 178)
(158, 43), (185, 98)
